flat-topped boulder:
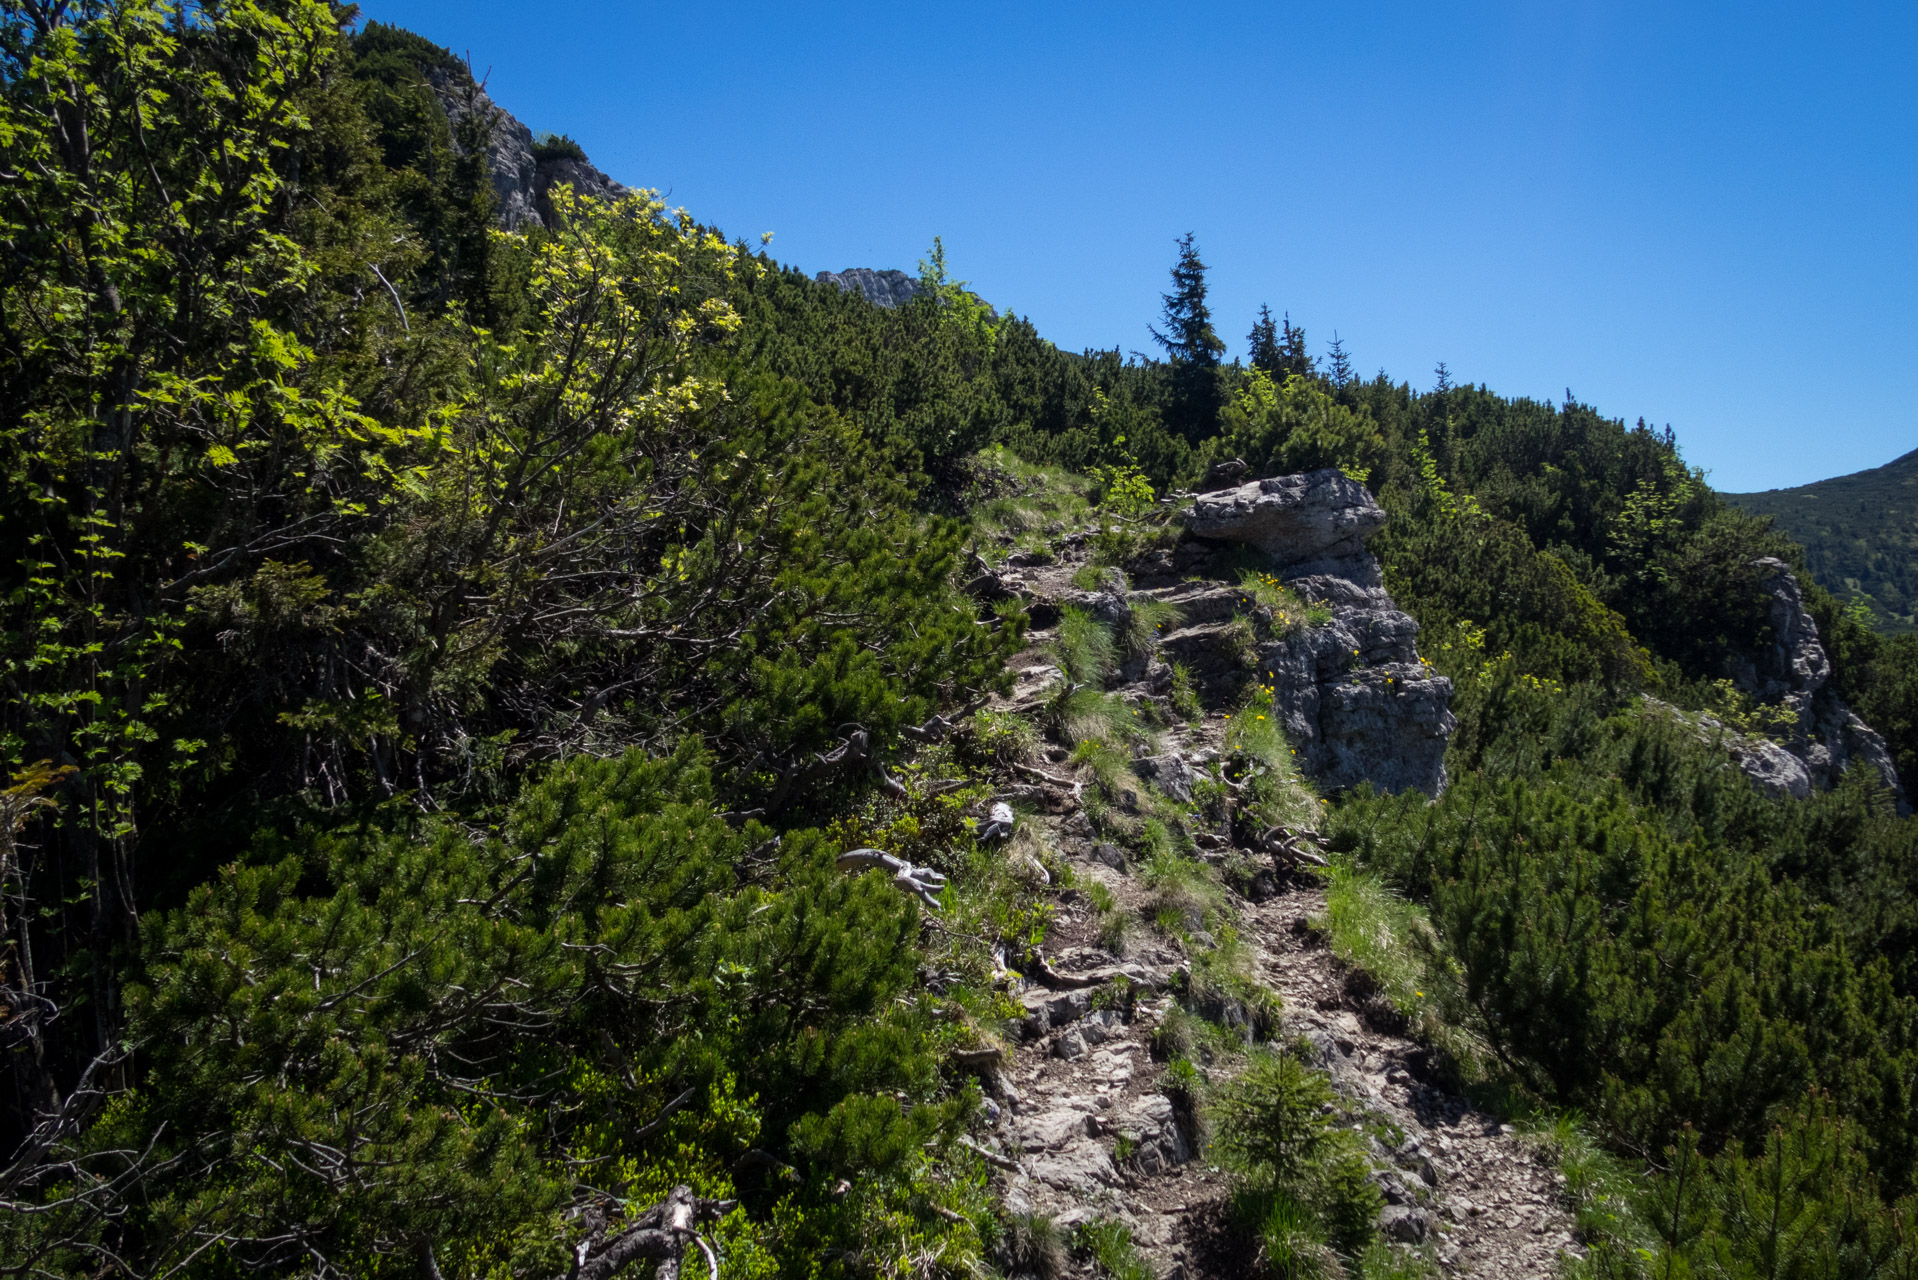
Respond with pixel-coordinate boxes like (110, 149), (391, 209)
(1181, 468), (1384, 573)
(1155, 468), (1454, 796)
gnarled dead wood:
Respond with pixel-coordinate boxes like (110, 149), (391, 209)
(835, 848), (947, 912)
(555, 1184), (735, 1280)
(1024, 948), (1109, 990)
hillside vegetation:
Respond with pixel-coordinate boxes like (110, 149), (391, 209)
(1727, 448), (1918, 633)
(6, 6), (1918, 1279)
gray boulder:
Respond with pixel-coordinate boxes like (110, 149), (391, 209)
(1045, 989), (1091, 1026)
(1313, 666), (1456, 796)
(1748, 558), (1831, 701)
(1134, 754), (1197, 805)
(1730, 734), (1814, 802)
(1115, 1093), (1193, 1172)
(1182, 469), (1384, 577)
(1380, 1205), (1435, 1243)
(1174, 469), (1453, 795)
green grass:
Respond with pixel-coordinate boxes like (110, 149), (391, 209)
(1186, 924), (1282, 1040)
(1355, 1241), (1443, 1279)
(1140, 842), (1224, 937)
(1055, 604), (1118, 685)
(1041, 608), (1151, 752)
(1073, 1218), (1155, 1280)
(1223, 685), (1321, 831)
(1168, 661), (1203, 721)
(1235, 566), (1313, 629)
(1123, 595), (1184, 660)
(1527, 1112), (1656, 1280)
(994, 1211), (1069, 1280)
(1052, 684), (1131, 748)
(967, 445), (1097, 550)
(1082, 879), (1135, 954)
(1072, 563), (1117, 591)
(1314, 858), (1491, 1083)
(961, 707), (1039, 764)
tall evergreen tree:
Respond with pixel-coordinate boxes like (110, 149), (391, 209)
(1279, 311), (1313, 380)
(1248, 304), (1282, 376)
(1250, 305), (1315, 384)
(1151, 233), (1226, 440)
(1325, 331), (1354, 390)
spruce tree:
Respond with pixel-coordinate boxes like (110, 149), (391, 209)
(1325, 331), (1354, 390)
(1280, 312), (1314, 380)
(1151, 233), (1226, 441)
(1249, 305), (1315, 383)
(1248, 305), (1282, 377)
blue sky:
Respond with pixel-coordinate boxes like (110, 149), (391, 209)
(358, 1), (1916, 492)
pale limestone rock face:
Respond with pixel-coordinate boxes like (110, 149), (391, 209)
(1175, 469), (1454, 796)
(1735, 557), (1907, 811)
(1730, 733), (1815, 801)
(427, 72), (628, 232)
(815, 267), (927, 308)
(1182, 469), (1384, 574)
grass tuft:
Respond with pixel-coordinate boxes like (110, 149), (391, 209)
(1056, 604), (1118, 685)
(1123, 595), (1184, 661)
(994, 1210), (1069, 1279)
(1073, 1218), (1155, 1280)
(1223, 685), (1321, 831)
(1316, 858), (1477, 1065)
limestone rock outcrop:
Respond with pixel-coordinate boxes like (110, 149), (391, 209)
(530, 154), (628, 223)
(427, 73), (627, 232)
(1641, 698), (1815, 802)
(1731, 557), (1907, 811)
(1166, 469), (1455, 797)
(815, 267), (927, 308)
(1183, 469), (1385, 579)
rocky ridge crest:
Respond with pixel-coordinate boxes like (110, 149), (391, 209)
(958, 468), (1574, 1275)
(426, 72), (627, 231)
(1668, 558), (1910, 810)
(815, 266), (929, 308)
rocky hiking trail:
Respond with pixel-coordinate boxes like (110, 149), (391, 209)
(957, 472), (1584, 1278)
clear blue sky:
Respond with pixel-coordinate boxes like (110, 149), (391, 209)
(358, 1), (1915, 493)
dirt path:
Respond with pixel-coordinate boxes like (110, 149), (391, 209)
(966, 557), (1582, 1276)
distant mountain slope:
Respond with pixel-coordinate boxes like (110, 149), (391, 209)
(1727, 448), (1918, 632)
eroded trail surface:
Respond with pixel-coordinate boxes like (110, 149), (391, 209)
(965, 547), (1581, 1278)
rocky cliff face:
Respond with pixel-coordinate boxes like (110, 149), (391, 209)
(1729, 557), (1907, 810)
(427, 73), (627, 231)
(1143, 469), (1455, 797)
(815, 267), (927, 308)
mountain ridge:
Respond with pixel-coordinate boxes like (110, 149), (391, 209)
(1726, 446), (1918, 632)
(13, 10), (1918, 1278)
